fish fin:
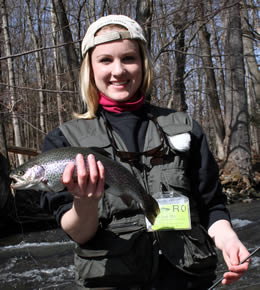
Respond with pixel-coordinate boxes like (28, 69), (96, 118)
(143, 195), (160, 225)
(41, 181), (55, 193)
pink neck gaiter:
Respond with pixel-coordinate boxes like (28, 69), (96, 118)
(99, 92), (145, 113)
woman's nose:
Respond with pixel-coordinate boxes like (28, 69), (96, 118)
(112, 60), (125, 76)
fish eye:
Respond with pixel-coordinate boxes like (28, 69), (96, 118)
(17, 170), (24, 176)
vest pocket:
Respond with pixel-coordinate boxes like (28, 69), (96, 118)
(74, 228), (158, 288)
(155, 224), (217, 277)
(181, 225), (218, 274)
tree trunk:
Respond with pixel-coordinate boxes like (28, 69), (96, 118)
(197, 1), (225, 159)
(0, 37), (8, 159)
(26, 0), (46, 134)
(52, 0), (79, 89)
(170, 1), (188, 112)
(0, 114), (8, 159)
(209, 14), (226, 119)
(241, 0), (260, 155)
(136, 0), (153, 103)
(156, 0), (173, 109)
(224, 1), (253, 177)
(50, 0), (64, 125)
(1, 0), (24, 164)
(136, 0), (153, 49)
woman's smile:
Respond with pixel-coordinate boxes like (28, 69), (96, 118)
(110, 80), (129, 87)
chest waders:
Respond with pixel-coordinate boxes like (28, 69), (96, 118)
(60, 105), (217, 289)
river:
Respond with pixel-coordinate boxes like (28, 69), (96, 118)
(0, 200), (259, 290)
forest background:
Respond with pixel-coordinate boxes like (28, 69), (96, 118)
(0, 0), (259, 190)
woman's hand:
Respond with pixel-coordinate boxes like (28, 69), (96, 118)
(208, 219), (250, 285)
(60, 153), (105, 244)
(221, 235), (250, 285)
(63, 153), (104, 200)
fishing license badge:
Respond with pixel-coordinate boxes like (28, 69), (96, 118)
(146, 191), (191, 231)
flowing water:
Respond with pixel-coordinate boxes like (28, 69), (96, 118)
(0, 229), (75, 289)
(0, 201), (259, 290)
(213, 200), (260, 290)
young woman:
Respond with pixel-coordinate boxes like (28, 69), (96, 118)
(41, 15), (250, 289)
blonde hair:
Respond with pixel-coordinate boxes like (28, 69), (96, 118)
(75, 25), (153, 119)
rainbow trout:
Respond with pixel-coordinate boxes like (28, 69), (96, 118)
(10, 147), (160, 224)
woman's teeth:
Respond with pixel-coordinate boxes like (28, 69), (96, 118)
(111, 81), (128, 86)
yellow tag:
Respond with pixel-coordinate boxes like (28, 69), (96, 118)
(146, 194), (191, 231)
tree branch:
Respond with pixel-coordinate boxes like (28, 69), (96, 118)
(0, 40), (81, 61)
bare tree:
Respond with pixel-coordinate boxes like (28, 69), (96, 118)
(0, 32), (8, 158)
(196, 1), (225, 159)
(0, 115), (7, 158)
(136, 0), (153, 49)
(52, 0), (80, 90)
(156, 0), (174, 108)
(26, 0), (46, 134)
(241, 0), (260, 155)
(224, 0), (252, 177)
(170, 1), (188, 112)
(50, 0), (64, 125)
(1, 0), (24, 164)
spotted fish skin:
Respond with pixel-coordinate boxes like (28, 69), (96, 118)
(10, 147), (160, 224)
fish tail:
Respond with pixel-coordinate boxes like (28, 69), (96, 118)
(143, 195), (160, 225)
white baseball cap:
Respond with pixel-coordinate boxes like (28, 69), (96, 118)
(81, 15), (147, 57)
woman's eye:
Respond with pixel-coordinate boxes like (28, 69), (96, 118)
(123, 56), (135, 62)
(100, 58), (112, 63)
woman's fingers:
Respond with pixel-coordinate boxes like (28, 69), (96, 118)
(76, 153), (88, 193)
(62, 153), (104, 199)
(222, 241), (251, 285)
(95, 160), (105, 199)
(86, 154), (99, 197)
(222, 268), (244, 285)
(62, 160), (76, 191)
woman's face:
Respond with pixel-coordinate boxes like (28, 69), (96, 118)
(91, 37), (143, 102)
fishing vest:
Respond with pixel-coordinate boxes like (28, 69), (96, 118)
(59, 105), (217, 289)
